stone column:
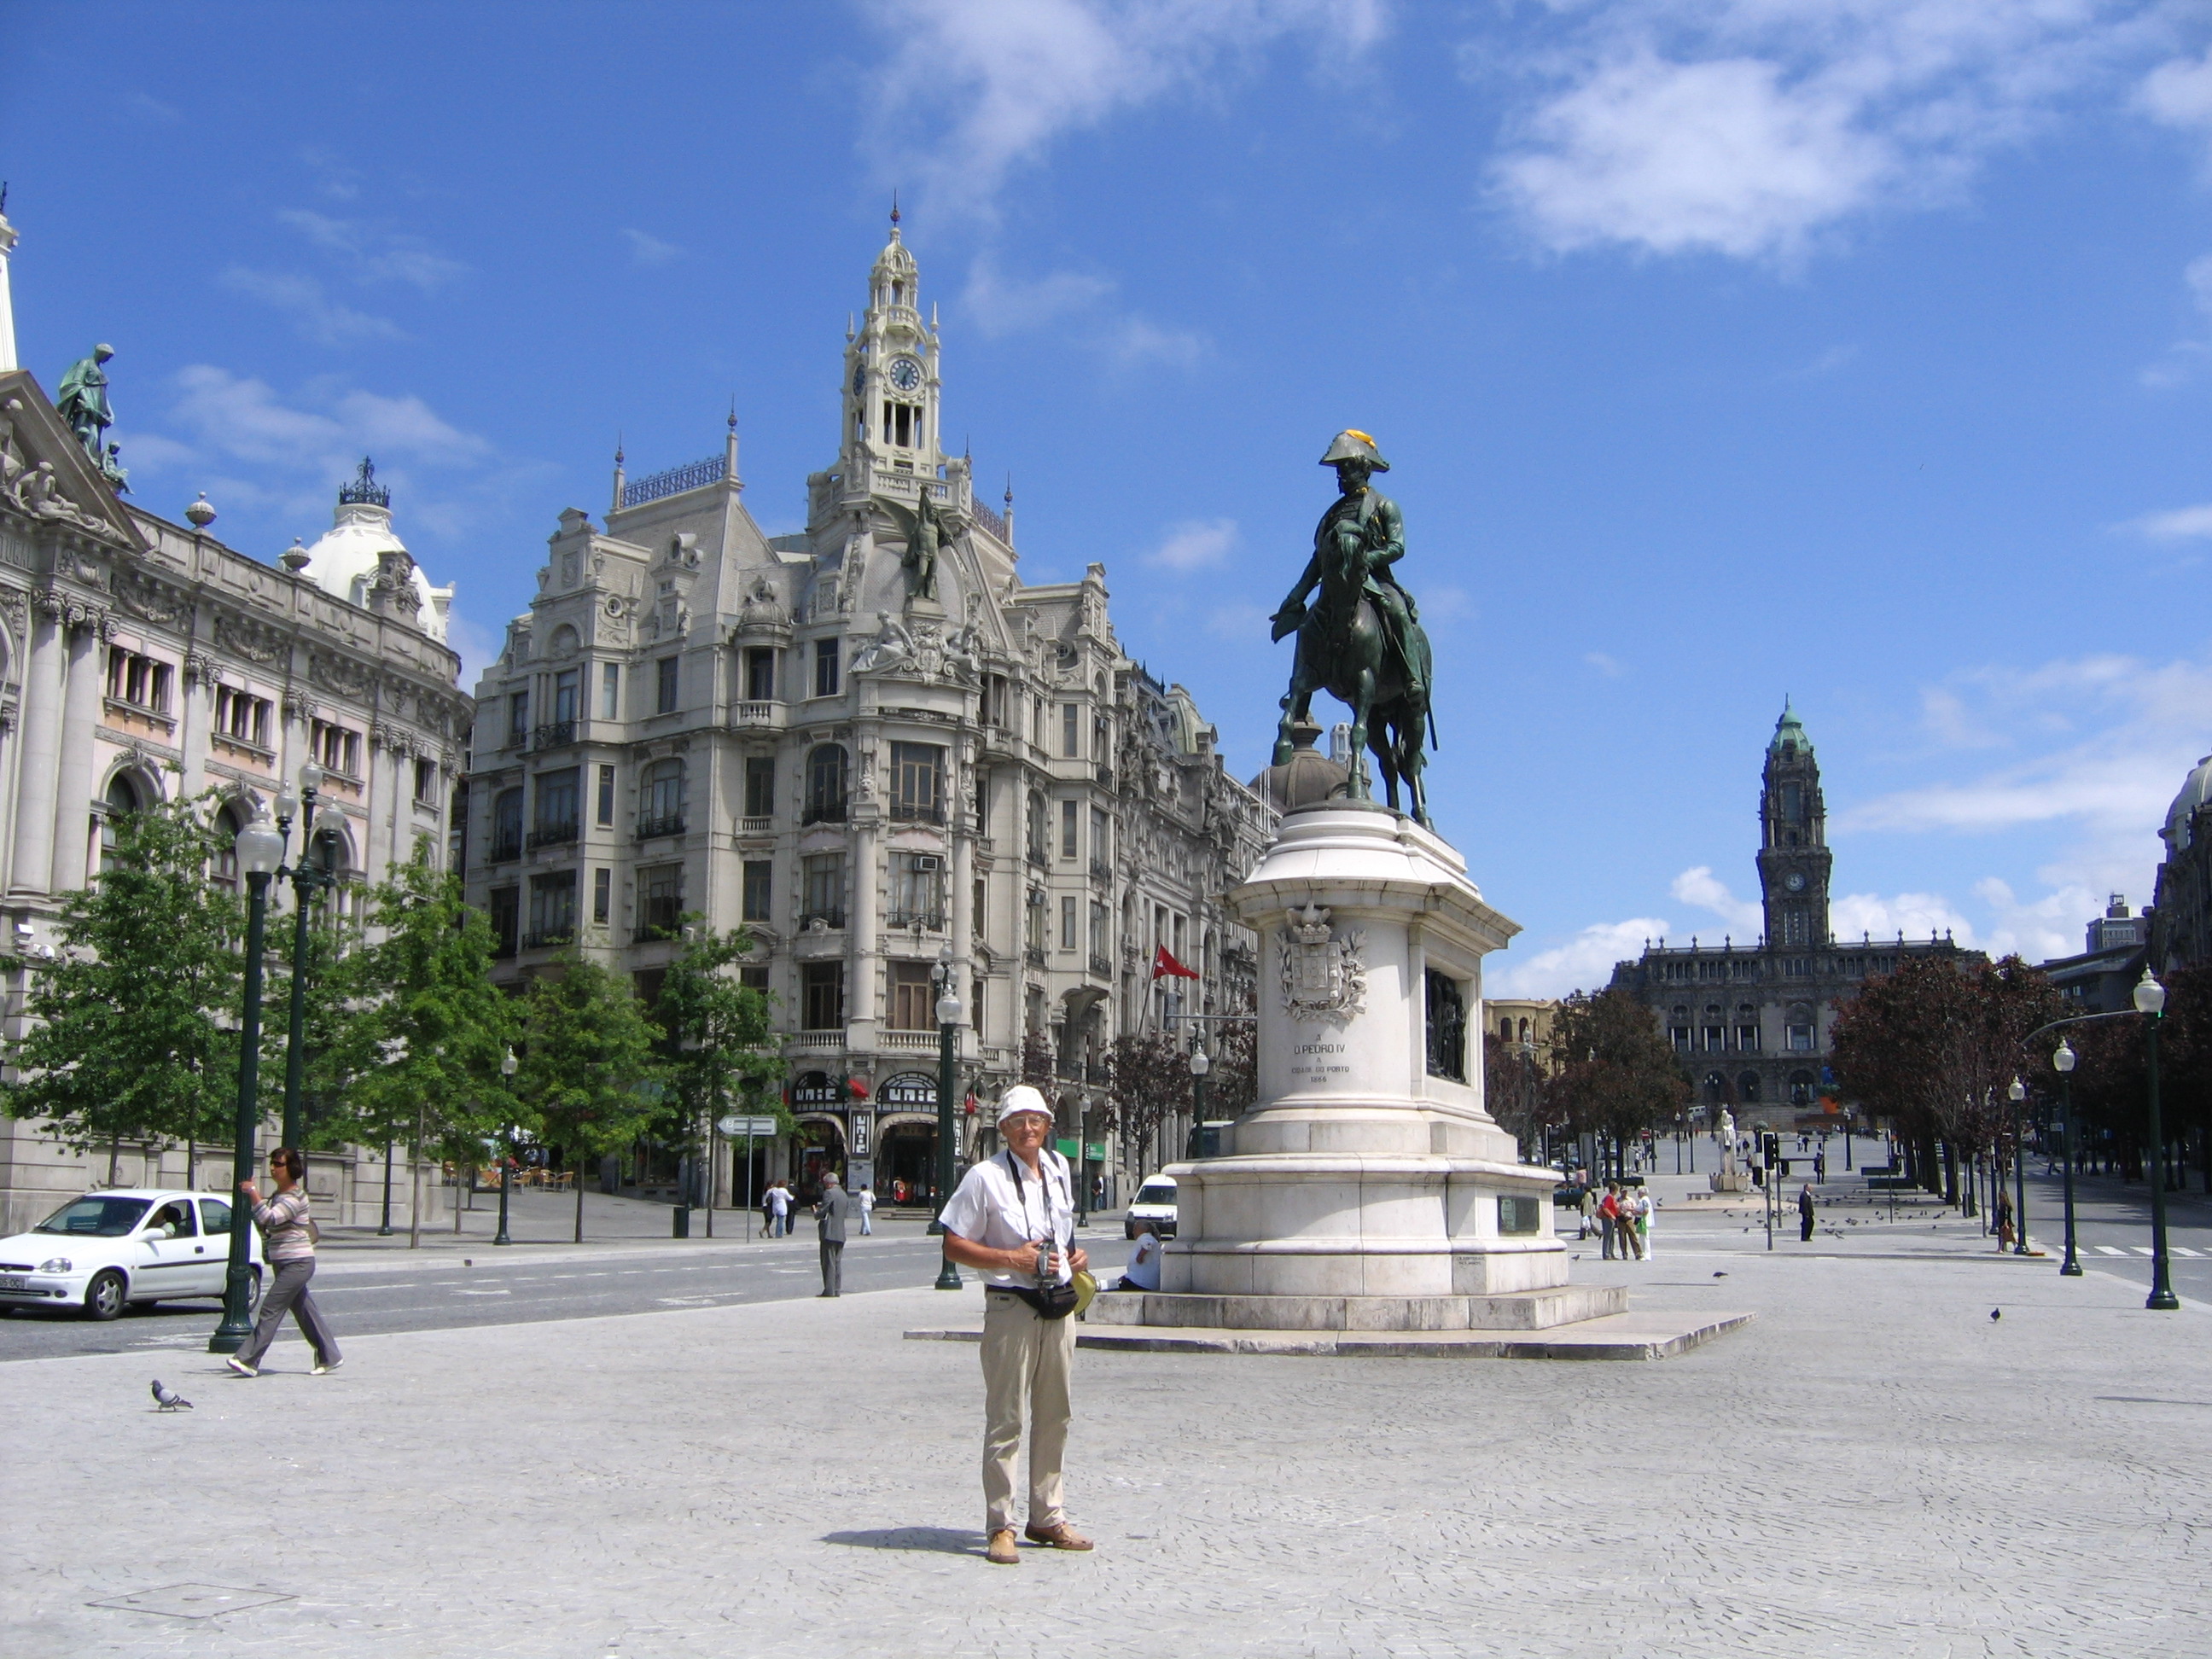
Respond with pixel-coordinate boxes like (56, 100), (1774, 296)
(848, 817), (879, 1042)
(49, 615), (103, 894)
(7, 600), (63, 898)
(950, 751), (975, 1057)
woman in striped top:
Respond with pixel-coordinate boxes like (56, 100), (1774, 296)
(225, 1148), (343, 1377)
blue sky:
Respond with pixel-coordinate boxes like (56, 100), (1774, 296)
(8, 0), (2212, 994)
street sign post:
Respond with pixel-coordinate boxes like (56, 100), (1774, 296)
(715, 1115), (778, 1238)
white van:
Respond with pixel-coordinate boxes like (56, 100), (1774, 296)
(1125, 1173), (1177, 1240)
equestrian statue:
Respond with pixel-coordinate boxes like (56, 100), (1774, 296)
(1269, 429), (1435, 825)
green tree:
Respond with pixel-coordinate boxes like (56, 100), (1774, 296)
(1544, 989), (1690, 1179)
(2, 788), (242, 1182)
(517, 950), (663, 1242)
(335, 844), (518, 1233)
(1103, 1029), (1190, 1177)
(653, 922), (787, 1203)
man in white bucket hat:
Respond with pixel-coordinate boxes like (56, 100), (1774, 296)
(939, 1083), (1093, 1565)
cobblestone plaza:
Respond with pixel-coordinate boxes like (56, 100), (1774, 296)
(5, 1188), (2206, 1659)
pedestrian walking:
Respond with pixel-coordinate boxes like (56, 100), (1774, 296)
(768, 1179), (791, 1238)
(857, 1183), (875, 1236)
(1619, 1187), (1645, 1260)
(1598, 1182), (1621, 1260)
(1576, 1184), (1598, 1241)
(1994, 1189), (2015, 1250)
(1633, 1187), (1654, 1260)
(760, 1185), (776, 1239)
(938, 1085), (1094, 1567)
(224, 1149), (341, 1378)
(815, 1171), (852, 1295)
(1797, 1182), (1817, 1243)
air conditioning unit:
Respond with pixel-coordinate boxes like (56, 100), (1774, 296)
(912, 855), (940, 873)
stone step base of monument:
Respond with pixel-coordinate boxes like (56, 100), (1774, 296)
(1091, 1284), (1627, 1333)
(903, 1309), (1754, 1363)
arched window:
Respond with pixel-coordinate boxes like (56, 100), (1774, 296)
(99, 774), (145, 870)
(1789, 1069), (1816, 1107)
(492, 789), (523, 860)
(549, 624), (579, 655)
(210, 802), (245, 894)
(804, 744), (849, 825)
(1738, 1070), (1761, 1103)
(640, 760), (687, 837)
(1518, 1017), (1531, 1045)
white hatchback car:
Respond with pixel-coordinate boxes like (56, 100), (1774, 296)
(0, 1189), (264, 1321)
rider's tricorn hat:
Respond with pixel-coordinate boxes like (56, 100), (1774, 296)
(1319, 429), (1389, 472)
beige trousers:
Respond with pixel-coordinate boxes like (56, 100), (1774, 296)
(981, 1289), (1075, 1534)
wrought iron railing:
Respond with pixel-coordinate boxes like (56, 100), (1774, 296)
(620, 454), (727, 508)
(533, 720), (577, 750)
(887, 910), (944, 931)
(635, 899), (684, 942)
(973, 499), (1009, 540)
(527, 823), (578, 850)
(636, 814), (687, 841)
(799, 908), (847, 930)
(520, 927), (575, 952)
(801, 799), (848, 826)
(487, 835), (522, 864)
(1025, 946), (1047, 968)
(888, 800), (945, 824)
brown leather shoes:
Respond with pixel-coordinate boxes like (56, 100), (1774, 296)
(986, 1528), (1020, 1565)
(1024, 1521), (1094, 1551)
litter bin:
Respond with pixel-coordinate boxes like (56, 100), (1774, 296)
(672, 1205), (690, 1239)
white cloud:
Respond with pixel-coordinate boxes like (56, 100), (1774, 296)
(2139, 46), (2212, 147)
(864, 0), (1388, 219)
(1146, 517), (1238, 572)
(961, 253), (1208, 369)
(1969, 876), (2104, 962)
(1488, 917), (1668, 999)
(1103, 315), (1208, 370)
(276, 210), (468, 289)
(1671, 865), (1762, 933)
(1584, 650), (1625, 677)
(1489, 1), (2158, 263)
(220, 268), (404, 346)
(2129, 502), (2212, 540)
(620, 228), (682, 267)
(1831, 889), (1978, 948)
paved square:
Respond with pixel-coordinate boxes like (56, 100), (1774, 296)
(3, 1218), (2206, 1658)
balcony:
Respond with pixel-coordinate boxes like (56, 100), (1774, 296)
(888, 800), (946, 824)
(788, 1029), (846, 1052)
(533, 720), (578, 751)
(527, 823), (579, 851)
(1025, 946), (1047, 969)
(1096, 765), (1115, 789)
(487, 835), (523, 864)
(879, 1028), (940, 1050)
(737, 816), (774, 837)
(636, 814), (687, 841)
(799, 908), (847, 931)
(887, 910), (945, 931)
(520, 928), (575, 952)
(1089, 859), (1112, 884)
(1026, 847), (1049, 870)
(1088, 954), (1113, 980)
(801, 800), (849, 827)
(636, 899), (684, 942)
(731, 701), (787, 731)
(492, 933), (518, 961)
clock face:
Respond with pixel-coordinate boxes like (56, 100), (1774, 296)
(852, 365), (864, 396)
(1784, 872), (1806, 893)
(888, 355), (923, 393)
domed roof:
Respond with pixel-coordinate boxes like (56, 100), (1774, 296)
(1249, 720), (1349, 814)
(294, 458), (453, 643)
(1769, 696), (1812, 757)
(2167, 754), (2212, 849)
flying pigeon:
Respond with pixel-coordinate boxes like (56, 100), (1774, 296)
(150, 1379), (191, 1412)
(1990, 1308), (2002, 1322)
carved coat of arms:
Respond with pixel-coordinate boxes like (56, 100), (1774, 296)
(1279, 903), (1365, 1023)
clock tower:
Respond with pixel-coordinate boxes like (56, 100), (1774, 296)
(841, 203), (942, 476)
(1757, 700), (1831, 949)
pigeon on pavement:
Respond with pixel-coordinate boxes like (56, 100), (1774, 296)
(150, 1379), (191, 1412)
(1990, 1308), (2002, 1322)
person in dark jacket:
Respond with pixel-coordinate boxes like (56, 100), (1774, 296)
(815, 1171), (853, 1296)
(1798, 1183), (1817, 1242)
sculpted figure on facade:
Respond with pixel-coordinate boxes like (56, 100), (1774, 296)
(851, 608), (917, 675)
(55, 345), (115, 469)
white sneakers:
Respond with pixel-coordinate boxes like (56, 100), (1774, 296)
(224, 1356), (258, 1377)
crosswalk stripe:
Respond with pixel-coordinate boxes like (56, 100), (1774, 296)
(2172, 1247), (2203, 1258)
(2097, 1246), (2128, 1256)
(2133, 1246), (2157, 1256)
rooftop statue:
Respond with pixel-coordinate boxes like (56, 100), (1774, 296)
(1269, 430), (1435, 824)
(56, 344), (116, 473)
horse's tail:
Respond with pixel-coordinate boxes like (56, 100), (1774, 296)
(1427, 702), (1440, 753)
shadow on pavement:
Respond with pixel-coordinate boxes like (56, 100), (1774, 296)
(822, 1527), (980, 1557)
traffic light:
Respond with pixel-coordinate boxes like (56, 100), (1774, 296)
(1761, 1132), (1781, 1167)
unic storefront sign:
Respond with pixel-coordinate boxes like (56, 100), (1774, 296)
(878, 1072), (938, 1109)
(791, 1071), (845, 1108)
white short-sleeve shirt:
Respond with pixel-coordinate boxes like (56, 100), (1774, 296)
(938, 1149), (1074, 1288)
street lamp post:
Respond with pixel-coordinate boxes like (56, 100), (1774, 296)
(377, 1137), (394, 1237)
(209, 809), (285, 1354)
(1075, 1094), (1091, 1227)
(1186, 1041), (1211, 1160)
(2005, 1076), (2030, 1255)
(273, 761), (344, 1151)
(495, 1047), (519, 1247)
(2134, 969), (2180, 1311)
(2054, 1039), (2081, 1277)
(930, 941), (963, 1290)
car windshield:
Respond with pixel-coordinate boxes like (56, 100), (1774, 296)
(1136, 1184), (1176, 1207)
(34, 1196), (154, 1237)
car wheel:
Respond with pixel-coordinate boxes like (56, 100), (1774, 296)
(84, 1270), (126, 1322)
(245, 1267), (263, 1312)
(1125, 1222), (1137, 1240)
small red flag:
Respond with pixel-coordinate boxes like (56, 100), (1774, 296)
(1151, 945), (1198, 981)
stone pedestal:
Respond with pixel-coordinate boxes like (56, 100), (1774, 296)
(1707, 1171), (1751, 1193)
(1146, 806), (1578, 1331)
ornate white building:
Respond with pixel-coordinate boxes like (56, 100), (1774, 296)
(0, 201), (469, 1231)
(462, 215), (1273, 1202)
